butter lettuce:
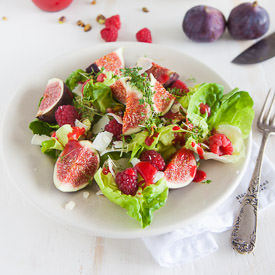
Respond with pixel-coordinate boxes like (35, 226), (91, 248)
(94, 168), (168, 228)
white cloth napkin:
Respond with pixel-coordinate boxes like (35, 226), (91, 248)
(143, 142), (275, 267)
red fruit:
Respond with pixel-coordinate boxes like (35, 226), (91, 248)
(193, 169), (207, 183)
(32, 0), (73, 12)
(105, 15), (121, 30)
(96, 73), (107, 82)
(209, 133), (233, 156)
(54, 140), (99, 192)
(110, 79), (128, 104)
(140, 150), (165, 171)
(55, 105), (80, 127)
(94, 48), (124, 75)
(115, 168), (138, 195)
(67, 127), (85, 141)
(150, 75), (175, 115)
(200, 103), (211, 116)
(136, 28), (152, 43)
(100, 27), (118, 42)
(104, 119), (123, 139)
(164, 148), (197, 188)
(145, 62), (179, 88)
(170, 80), (189, 94)
(122, 89), (150, 135)
(135, 161), (158, 187)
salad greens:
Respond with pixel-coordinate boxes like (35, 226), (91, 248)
(29, 50), (255, 228)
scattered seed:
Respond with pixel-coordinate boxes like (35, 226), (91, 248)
(96, 14), (106, 24)
(2, 16), (7, 21)
(83, 191), (90, 199)
(84, 24), (92, 32)
(77, 20), (85, 27)
(91, 0), (96, 4)
(142, 7), (149, 13)
(65, 201), (76, 210)
(58, 16), (66, 24)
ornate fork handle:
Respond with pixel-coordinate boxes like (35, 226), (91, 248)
(231, 131), (270, 254)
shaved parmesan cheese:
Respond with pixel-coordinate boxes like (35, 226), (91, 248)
(107, 113), (123, 124)
(130, 158), (140, 167)
(153, 171), (164, 183)
(75, 119), (88, 130)
(91, 131), (113, 152)
(92, 115), (110, 134)
(136, 57), (153, 74)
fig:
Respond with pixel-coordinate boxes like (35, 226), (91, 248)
(110, 78), (128, 104)
(122, 87), (150, 135)
(227, 1), (269, 40)
(182, 5), (226, 42)
(36, 78), (73, 123)
(144, 60), (179, 88)
(164, 148), (197, 188)
(86, 48), (125, 75)
(54, 140), (99, 192)
(150, 75), (175, 115)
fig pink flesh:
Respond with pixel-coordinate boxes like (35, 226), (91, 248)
(39, 82), (62, 112)
(110, 79), (127, 104)
(56, 140), (99, 187)
(95, 51), (123, 75)
(164, 148), (197, 186)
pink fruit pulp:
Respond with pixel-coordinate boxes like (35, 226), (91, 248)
(95, 51), (123, 75)
(39, 82), (62, 112)
(135, 161), (157, 187)
(56, 140), (98, 187)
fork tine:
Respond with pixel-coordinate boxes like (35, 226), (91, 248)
(266, 90), (275, 125)
(258, 89), (273, 125)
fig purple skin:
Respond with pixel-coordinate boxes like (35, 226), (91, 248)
(85, 63), (100, 74)
(163, 72), (179, 88)
(227, 1), (270, 40)
(182, 5), (226, 42)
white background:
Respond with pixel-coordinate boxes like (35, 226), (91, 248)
(0, 0), (275, 274)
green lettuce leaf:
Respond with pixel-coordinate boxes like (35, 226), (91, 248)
(209, 89), (254, 138)
(94, 168), (168, 228)
(29, 120), (59, 136)
(65, 69), (90, 91)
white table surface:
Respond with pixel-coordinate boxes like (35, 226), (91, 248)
(1, 0), (275, 274)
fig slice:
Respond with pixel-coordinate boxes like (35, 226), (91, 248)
(164, 148), (197, 189)
(144, 60), (179, 88)
(53, 140), (99, 192)
(86, 48), (125, 76)
(122, 85), (150, 135)
(36, 78), (73, 123)
(110, 77), (129, 104)
(150, 74), (175, 115)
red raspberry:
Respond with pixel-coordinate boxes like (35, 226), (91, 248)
(100, 27), (118, 42)
(105, 15), (121, 30)
(170, 80), (189, 94)
(55, 105), (80, 127)
(136, 28), (152, 43)
(140, 150), (165, 171)
(209, 133), (233, 156)
(96, 73), (107, 82)
(104, 119), (122, 140)
(115, 168), (138, 195)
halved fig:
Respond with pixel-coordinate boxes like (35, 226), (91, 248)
(122, 86), (150, 135)
(144, 60), (179, 88)
(54, 140), (99, 192)
(110, 77), (129, 104)
(86, 48), (125, 75)
(164, 148), (197, 188)
(36, 78), (73, 123)
(150, 75), (175, 115)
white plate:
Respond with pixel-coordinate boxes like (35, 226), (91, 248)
(0, 42), (251, 238)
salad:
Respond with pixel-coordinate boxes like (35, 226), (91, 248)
(29, 48), (254, 228)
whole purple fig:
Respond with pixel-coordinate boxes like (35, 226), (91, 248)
(182, 5), (226, 42)
(227, 1), (270, 40)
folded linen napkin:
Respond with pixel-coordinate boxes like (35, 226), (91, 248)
(143, 142), (275, 267)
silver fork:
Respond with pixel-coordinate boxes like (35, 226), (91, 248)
(231, 88), (275, 254)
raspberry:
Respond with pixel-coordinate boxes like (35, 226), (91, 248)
(96, 73), (107, 82)
(170, 80), (189, 94)
(104, 119), (122, 139)
(136, 28), (152, 43)
(55, 105), (80, 127)
(105, 15), (121, 30)
(115, 168), (138, 195)
(140, 150), (165, 171)
(209, 133), (233, 156)
(100, 27), (118, 42)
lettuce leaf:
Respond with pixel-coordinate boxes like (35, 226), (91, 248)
(94, 168), (168, 228)
(65, 69), (90, 91)
(29, 120), (59, 136)
(209, 89), (254, 138)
